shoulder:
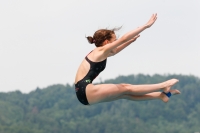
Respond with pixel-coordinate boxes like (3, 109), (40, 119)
(97, 45), (117, 57)
(88, 47), (111, 61)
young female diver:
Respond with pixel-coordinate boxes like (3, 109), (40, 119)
(74, 14), (180, 105)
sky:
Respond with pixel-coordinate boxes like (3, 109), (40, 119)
(0, 0), (200, 93)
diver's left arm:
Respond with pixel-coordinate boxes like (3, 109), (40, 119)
(109, 35), (140, 56)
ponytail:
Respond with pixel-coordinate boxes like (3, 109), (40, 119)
(86, 36), (95, 44)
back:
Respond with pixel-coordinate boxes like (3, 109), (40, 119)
(75, 49), (107, 84)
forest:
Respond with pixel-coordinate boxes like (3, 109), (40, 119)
(0, 74), (200, 133)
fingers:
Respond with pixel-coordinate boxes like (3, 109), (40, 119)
(151, 13), (157, 19)
(153, 13), (157, 21)
(146, 13), (157, 28)
(131, 35), (140, 42)
(150, 13), (157, 22)
(134, 34), (140, 39)
(154, 13), (157, 18)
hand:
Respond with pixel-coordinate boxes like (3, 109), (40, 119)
(131, 34), (140, 42)
(145, 13), (157, 28)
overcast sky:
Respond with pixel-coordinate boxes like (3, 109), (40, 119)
(0, 0), (199, 93)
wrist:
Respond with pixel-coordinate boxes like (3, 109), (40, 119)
(143, 24), (148, 29)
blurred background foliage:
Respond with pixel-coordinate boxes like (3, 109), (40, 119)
(0, 74), (200, 133)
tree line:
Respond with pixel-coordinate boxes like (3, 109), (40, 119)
(0, 74), (200, 133)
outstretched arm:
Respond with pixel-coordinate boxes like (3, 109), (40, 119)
(108, 35), (140, 56)
(103, 14), (157, 54)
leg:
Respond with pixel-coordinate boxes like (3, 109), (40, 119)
(122, 92), (163, 101)
(101, 92), (163, 103)
(122, 78), (179, 95)
(86, 79), (179, 104)
(120, 89), (181, 103)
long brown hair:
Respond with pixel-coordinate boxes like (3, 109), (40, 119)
(86, 27), (121, 47)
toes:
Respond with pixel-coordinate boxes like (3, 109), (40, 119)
(171, 89), (181, 95)
(163, 79), (179, 93)
(170, 79), (179, 86)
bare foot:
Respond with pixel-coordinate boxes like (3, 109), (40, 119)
(160, 89), (181, 103)
(163, 79), (179, 93)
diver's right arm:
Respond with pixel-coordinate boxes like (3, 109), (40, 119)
(102, 13), (157, 53)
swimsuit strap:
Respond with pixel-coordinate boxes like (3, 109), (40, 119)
(85, 56), (93, 64)
(85, 50), (93, 64)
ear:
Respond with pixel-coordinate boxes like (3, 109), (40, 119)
(102, 40), (109, 46)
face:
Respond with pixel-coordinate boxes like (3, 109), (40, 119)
(109, 34), (117, 43)
(103, 34), (117, 46)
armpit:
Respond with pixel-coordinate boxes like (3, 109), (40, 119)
(108, 49), (117, 57)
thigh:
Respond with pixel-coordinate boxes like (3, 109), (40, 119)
(86, 83), (129, 104)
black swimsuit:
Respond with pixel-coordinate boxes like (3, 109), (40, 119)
(75, 54), (107, 105)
